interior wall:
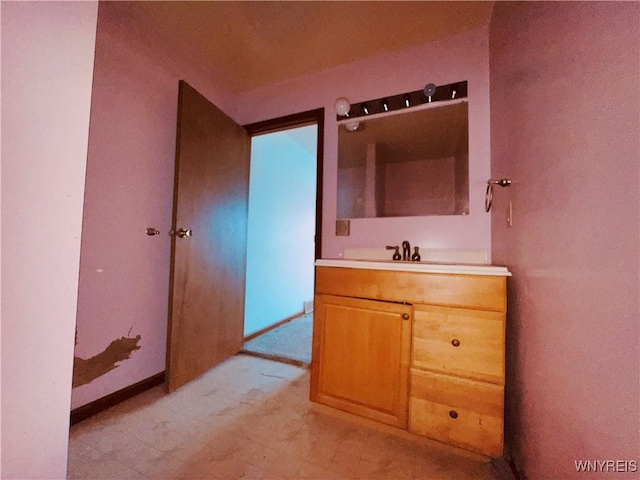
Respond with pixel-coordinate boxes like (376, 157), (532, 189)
(244, 126), (317, 336)
(337, 166), (365, 219)
(489, 2), (639, 478)
(237, 30), (492, 260)
(1, 2), (98, 478)
(73, 23), (492, 408)
(384, 157), (456, 216)
(72, 3), (238, 409)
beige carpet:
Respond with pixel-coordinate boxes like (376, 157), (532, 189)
(241, 313), (313, 367)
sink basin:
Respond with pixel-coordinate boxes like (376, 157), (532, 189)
(315, 258), (511, 277)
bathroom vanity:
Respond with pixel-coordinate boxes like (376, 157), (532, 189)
(310, 258), (510, 457)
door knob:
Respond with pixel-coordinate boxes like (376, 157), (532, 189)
(170, 228), (192, 238)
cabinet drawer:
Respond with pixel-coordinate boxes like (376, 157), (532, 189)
(409, 369), (503, 457)
(412, 305), (505, 384)
(316, 267), (506, 311)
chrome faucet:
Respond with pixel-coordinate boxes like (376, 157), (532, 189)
(402, 240), (410, 261)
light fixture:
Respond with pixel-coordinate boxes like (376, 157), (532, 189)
(334, 82), (466, 120)
(344, 120), (360, 132)
(334, 97), (351, 116)
(423, 83), (436, 97)
(424, 83), (436, 103)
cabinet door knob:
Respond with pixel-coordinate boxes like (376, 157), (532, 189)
(401, 313), (410, 320)
(449, 410), (458, 419)
(451, 339), (460, 347)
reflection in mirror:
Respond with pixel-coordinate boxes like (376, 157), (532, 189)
(337, 101), (468, 218)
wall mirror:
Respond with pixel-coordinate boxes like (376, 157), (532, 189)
(337, 99), (469, 218)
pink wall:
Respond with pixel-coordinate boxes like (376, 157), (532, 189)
(337, 166), (365, 218)
(385, 157), (457, 216)
(490, 2), (639, 478)
(237, 30), (493, 260)
(72, 3), (237, 409)
(73, 19), (493, 409)
(1, 2), (98, 478)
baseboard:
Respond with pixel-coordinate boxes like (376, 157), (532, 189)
(508, 453), (526, 480)
(70, 371), (165, 425)
(503, 446), (526, 480)
(303, 299), (314, 314)
(244, 310), (304, 342)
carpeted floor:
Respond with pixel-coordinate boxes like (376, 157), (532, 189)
(241, 313), (313, 367)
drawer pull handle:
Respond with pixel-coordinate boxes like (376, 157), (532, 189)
(451, 339), (460, 347)
(449, 410), (458, 419)
(401, 313), (410, 320)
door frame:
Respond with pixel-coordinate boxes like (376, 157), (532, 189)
(243, 108), (324, 260)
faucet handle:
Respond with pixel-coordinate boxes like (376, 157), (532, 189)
(411, 246), (421, 262)
(386, 245), (402, 261)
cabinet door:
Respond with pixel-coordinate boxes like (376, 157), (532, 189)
(311, 294), (411, 428)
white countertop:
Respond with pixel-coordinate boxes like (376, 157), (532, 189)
(316, 258), (512, 277)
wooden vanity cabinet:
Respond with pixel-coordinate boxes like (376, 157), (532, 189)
(311, 266), (507, 458)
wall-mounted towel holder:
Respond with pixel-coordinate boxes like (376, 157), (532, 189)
(485, 178), (512, 212)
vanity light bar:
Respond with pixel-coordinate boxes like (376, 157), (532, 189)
(337, 97), (467, 126)
(336, 81), (467, 121)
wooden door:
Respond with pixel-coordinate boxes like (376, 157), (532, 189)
(311, 294), (412, 428)
(166, 81), (250, 392)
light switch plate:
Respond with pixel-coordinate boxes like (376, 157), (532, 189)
(336, 219), (350, 236)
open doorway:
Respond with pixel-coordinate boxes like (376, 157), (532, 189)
(241, 110), (323, 366)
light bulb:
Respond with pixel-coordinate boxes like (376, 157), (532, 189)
(334, 97), (351, 116)
(344, 121), (360, 132)
(424, 83), (436, 97)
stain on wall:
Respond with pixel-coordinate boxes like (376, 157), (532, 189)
(73, 334), (142, 388)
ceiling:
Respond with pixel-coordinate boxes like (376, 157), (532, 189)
(105, 1), (495, 94)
